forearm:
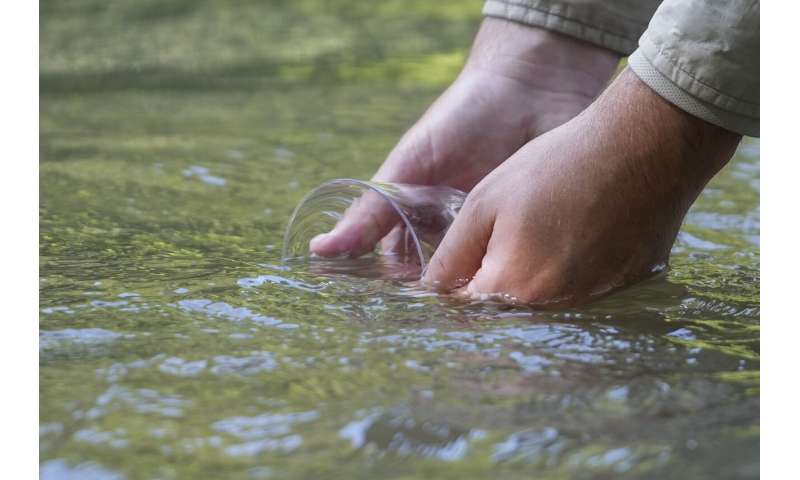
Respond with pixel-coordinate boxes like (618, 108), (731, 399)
(581, 69), (742, 225)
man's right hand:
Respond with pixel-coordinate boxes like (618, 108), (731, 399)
(422, 69), (741, 306)
(310, 18), (621, 258)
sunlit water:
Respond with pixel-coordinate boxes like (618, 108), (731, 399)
(40, 1), (759, 478)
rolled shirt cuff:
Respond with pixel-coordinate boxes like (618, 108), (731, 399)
(482, 0), (648, 56)
(628, 49), (759, 137)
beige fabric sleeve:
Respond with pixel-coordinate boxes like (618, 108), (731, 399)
(483, 0), (760, 137)
(482, 0), (661, 55)
(628, 0), (759, 137)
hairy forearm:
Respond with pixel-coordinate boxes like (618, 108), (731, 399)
(584, 69), (741, 210)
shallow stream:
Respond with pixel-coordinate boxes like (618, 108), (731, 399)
(40, 2), (759, 478)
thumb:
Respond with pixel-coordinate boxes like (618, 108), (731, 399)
(309, 189), (400, 258)
(421, 196), (494, 290)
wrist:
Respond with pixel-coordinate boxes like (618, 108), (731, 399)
(581, 69), (741, 210)
(463, 17), (622, 99)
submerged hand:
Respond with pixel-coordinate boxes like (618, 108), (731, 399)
(310, 18), (620, 258)
(422, 69), (742, 306)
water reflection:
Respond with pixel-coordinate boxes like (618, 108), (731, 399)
(340, 410), (483, 461)
(213, 411), (319, 456)
(40, 459), (124, 480)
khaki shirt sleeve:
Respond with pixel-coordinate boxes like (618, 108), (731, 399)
(628, 0), (760, 137)
(482, 0), (661, 55)
(483, 0), (760, 137)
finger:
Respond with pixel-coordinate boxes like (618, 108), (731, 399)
(461, 232), (561, 306)
(461, 247), (517, 301)
(421, 196), (494, 290)
(309, 189), (400, 258)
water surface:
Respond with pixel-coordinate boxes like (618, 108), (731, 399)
(40, 1), (759, 478)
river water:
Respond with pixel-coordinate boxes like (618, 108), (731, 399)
(40, 1), (759, 478)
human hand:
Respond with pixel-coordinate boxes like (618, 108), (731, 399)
(422, 69), (742, 307)
(310, 18), (620, 258)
